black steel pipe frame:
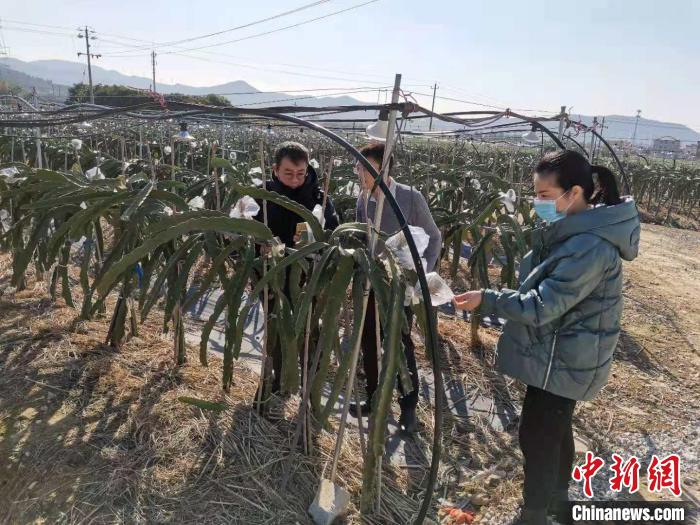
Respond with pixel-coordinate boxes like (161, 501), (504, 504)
(0, 100), (631, 521)
(588, 128), (631, 195)
(259, 114), (443, 525)
(0, 101), (442, 523)
(419, 109), (631, 195)
(562, 133), (589, 157)
(171, 104), (443, 524)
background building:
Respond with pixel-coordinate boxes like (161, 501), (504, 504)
(652, 136), (681, 154)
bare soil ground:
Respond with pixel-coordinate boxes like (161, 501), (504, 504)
(1, 223), (699, 524)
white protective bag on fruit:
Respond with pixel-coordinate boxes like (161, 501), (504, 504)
(312, 204), (325, 228)
(408, 272), (454, 307)
(230, 195), (260, 220)
(385, 225), (430, 271)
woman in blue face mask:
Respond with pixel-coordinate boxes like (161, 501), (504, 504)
(454, 150), (640, 525)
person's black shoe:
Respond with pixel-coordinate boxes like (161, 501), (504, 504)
(512, 508), (552, 525)
(547, 489), (572, 525)
(398, 404), (418, 434)
(348, 400), (371, 417)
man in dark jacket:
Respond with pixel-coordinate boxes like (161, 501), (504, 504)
(254, 142), (339, 246)
(253, 141), (339, 395)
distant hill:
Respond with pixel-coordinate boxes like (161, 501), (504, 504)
(2, 57), (699, 143)
(0, 61), (69, 100)
(0, 58), (374, 116)
(565, 114), (700, 145)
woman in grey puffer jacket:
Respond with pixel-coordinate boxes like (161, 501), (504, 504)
(454, 150), (640, 525)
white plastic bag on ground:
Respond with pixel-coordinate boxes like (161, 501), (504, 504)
(413, 272), (454, 306)
(230, 195), (260, 219)
(385, 225), (430, 271)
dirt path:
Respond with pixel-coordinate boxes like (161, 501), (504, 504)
(577, 224), (700, 498)
(625, 224), (700, 354)
(431, 224), (700, 522)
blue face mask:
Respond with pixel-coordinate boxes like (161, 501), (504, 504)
(534, 192), (570, 223)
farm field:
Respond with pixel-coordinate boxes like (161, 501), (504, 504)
(1, 83), (699, 524)
(2, 2), (700, 523)
(1, 223), (698, 524)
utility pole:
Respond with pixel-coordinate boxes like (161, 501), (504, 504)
(631, 109), (642, 145)
(32, 87), (42, 168)
(557, 105), (566, 140)
(428, 82), (438, 131)
(593, 116), (606, 162)
(590, 116), (598, 159)
(151, 50), (157, 92)
(0, 18), (10, 57)
(77, 26), (101, 104)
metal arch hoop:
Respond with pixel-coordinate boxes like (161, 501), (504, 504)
(589, 128), (631, 195)
(257, 112), (443, 525)
(1, 98), (442, 522)
(166, 103), (444, 524)
(1, 98), (632, 521)
(562, 133), (589, 157)
(415, 105), (630, 194)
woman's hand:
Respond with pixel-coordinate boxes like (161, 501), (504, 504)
(453, 290), (483, 311)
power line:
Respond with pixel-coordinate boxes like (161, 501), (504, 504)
(104, 0), (332, 55)
(437, 84), (557, 115)
(70, 86), (390, 98)
(93, 28), (434, 85)
(0, 19), (77, 31)
(0, 25), (77, 39)
(231, 88), (389, 107)
(0, 20), (397, 89)
(407, 89), (511, 111)
(2, 18), (437, 88)
(158, 0), (379, 55)
(165, 50), (390, 86)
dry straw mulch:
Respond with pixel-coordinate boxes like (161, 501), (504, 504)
(2, 222), (699, 524)
(0, 255), (420, 525)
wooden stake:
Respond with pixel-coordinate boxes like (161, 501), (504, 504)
(256, 139), (270, 415)
(330, 74), (402, 488)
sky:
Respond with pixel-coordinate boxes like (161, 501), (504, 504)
(1, 0), (699, 130)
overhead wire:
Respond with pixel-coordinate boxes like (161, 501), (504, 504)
(0, 25), (78, 39)
(0, 19), (78, 32)
(102, 0), (333, 54)
(161, 51), (391, 86)
(156, 0), (379, 55)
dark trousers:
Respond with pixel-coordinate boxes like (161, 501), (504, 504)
(361, 292), (420, 411)
(519, 385), (577, 510)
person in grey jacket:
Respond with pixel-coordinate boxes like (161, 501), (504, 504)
(454, 150), (640, 525)
(353, 142), (442, 433)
